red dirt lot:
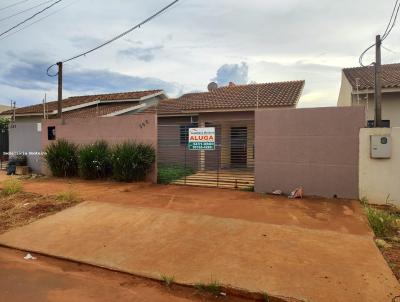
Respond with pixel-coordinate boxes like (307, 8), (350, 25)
(0, 247), (264, 302)
(0, 173), (370, 236)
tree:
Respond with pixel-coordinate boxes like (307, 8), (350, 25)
(0, 117), (9, 130)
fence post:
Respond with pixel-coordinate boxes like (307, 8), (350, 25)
(184, 142), (187, 185)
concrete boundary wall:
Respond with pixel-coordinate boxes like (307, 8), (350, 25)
(42, 114), (157, 182)
(359, 127), (400, 206)
(255, 107), (365, 199)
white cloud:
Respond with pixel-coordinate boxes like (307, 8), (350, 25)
(0, 0), (398, 106)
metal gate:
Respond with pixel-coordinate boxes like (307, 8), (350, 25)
(157, 119), (254, 189)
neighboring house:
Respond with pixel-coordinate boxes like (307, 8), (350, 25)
(148, 80), (305, 172)
(337, 63), (400, 127)
(0, 90), (167, 172)
(0, 105), (11, 116)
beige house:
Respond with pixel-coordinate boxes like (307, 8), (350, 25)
(337, 63), (400, 127)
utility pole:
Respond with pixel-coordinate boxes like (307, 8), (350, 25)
(57, 62), (63, 119)
(374, 35), (382, 127)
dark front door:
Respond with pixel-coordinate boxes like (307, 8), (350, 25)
(230, 127), (247, 168)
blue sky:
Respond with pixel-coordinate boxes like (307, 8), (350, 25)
(0, 0), (398, 108)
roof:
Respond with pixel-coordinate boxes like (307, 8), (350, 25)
(343, 63), (400, 91)
(149, 81), (305, 115)
(1, 90), (164, 116)
(0, 105), (11, 114)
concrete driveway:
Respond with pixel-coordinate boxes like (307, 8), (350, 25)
(0, 174), (398, 301)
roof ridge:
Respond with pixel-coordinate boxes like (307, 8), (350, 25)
(67, 89), (163, 99)
(343, 62), (400, 71)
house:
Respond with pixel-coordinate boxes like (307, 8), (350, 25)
(337, 63), (400, 127)
(148, 80), (305, 176)
(0, 90), (167, 172)
(0, 105), (11, 114)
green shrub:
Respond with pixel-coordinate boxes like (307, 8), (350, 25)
(365, 206), (398, 237)
(78, 141), (111, 179)
(1, 178), (22, 196)
(111, 142), (155, 182)
(157, 164), (194, 184)
(44, 139), (79, 177)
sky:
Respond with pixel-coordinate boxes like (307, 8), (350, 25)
(0, 0), (399, 108)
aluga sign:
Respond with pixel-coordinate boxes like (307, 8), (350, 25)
(188, 127), (215, 150)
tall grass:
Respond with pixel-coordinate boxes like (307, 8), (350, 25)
(1, 178), (22, 196)
(111, 142), (155, 182)
(44, 139), (79, 177)
(365, 205), (398, 237)
(78, 141), (111, 179)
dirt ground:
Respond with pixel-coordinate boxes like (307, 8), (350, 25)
(0, 173), (370, 236)
(0, 247), (265, 302)
(0, 172), (398, 302)
(0, 190), (79, 234)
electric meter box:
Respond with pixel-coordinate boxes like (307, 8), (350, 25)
(370, 135), (391, 159)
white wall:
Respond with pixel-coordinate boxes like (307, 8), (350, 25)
(361, 93), (400, 127)
(359, 127), (400, 206)
(337, 73), (353, 107)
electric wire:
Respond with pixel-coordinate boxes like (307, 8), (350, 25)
(0, 0), (62, 37)
(0, 0), (31, 12)
(46, 0), (180, 77)
(0, 0), (54, 23)
(359, 0), (400, 66)
(0, 0), (77, 41)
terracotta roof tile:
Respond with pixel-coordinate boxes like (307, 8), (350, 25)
(1, 90), (163, 116)
(343, 63), (400, 91)
(149, 81), (304, 115)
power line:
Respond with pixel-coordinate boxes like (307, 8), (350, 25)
(0, 0), (31, 12)
(0, 0), (54, 23)
(0, 0), (77, 41)
(382, 0), (399, 38)
(0, 0), (62, 38)
(382, 0), (400, 40)
(47, 0), (180, 76)
(359, 0), (400, 66)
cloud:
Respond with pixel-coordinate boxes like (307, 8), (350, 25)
(212, 62), (249, 86)
(249, 60), (342, 107)
(118, 46), (164, 62)
(0, 57), (181, 102)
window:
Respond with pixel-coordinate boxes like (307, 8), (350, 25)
(48, 126), (56, 140)
(179, 123), (197, 145)
(367, 120), (390, 128)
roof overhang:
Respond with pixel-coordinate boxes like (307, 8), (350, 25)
(352, 87), (400, 95)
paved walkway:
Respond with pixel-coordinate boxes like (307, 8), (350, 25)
(0, 199), (398, 302)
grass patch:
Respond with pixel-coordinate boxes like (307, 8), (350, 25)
(240, 186), (254, 192)
(160, 274), (175, 288)
(261, 291), (270, 302)
(194, 279), (221, 296)
(157, 165), (194, 184)
(1, 178), (22, 196)
(365, 205), (398, 238)
(56, 190), (80, 203)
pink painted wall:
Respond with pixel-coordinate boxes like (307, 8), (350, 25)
(255, 107), (365, 199)
(42, 113), (157, 182)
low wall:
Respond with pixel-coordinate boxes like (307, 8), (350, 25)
(42, 114), (157, 182)
(255, 107), (365, 199)
(359, 127), (400, 206)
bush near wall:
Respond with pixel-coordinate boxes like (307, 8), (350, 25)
(44, 140), (155, 182)
(79, 141), (111, 179)
(111, 142), (155, 182)
(45, 139), (79, 177)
